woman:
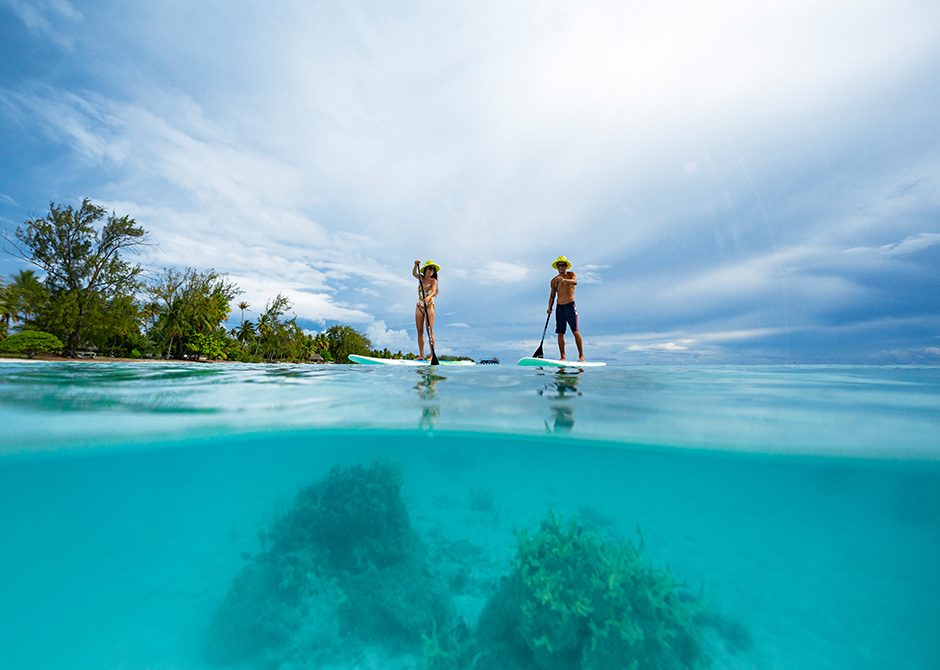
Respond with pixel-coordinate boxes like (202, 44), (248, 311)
(412, 259), (440, 360)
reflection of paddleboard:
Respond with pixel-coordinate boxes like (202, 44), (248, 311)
(517, 357), (606, 368)
(349, 354), (475, 366)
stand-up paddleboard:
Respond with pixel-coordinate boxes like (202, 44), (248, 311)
(349, 354), (475, 366)
(517, 357), (606, 368)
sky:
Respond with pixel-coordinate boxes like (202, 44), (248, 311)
(1, 0), (938, 362)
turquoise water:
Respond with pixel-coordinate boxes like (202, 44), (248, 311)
(1, 362), (938, 669)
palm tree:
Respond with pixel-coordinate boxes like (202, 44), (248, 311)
(237, 300), (250, 326)
(3, 270), (48, 327)
(0, 280), (11, 337)
(234, 320), (256, 343)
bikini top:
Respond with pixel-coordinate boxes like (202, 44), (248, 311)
(419, 279), (436, 301)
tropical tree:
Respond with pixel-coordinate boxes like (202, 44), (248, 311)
(145, 267), (240, 359)
(4, 270), (48, 327)
(323, 325), (371, 363)
(0, 279), (12, 339)
(233, 320), (256, 343)
(8, 199), (146, 353)
(237, 300), (250, 326)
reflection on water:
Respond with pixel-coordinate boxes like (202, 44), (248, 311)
(537, 369), (583, 399)
(539, 370), (582, 433)
(415, 369), (446, 429)
(546, 405), (575, 433)
(3, 361), (940, 456)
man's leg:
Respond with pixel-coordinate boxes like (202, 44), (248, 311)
(557, 333), (566, 360)
(573, 331), (584, 361)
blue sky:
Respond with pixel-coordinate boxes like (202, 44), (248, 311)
(1, 0), (939, 362)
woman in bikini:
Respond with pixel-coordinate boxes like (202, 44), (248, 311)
(412, 260), (440, 360)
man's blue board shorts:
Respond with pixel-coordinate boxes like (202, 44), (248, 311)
(555, 301), (579, 334)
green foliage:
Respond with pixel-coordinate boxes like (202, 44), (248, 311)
(0, 330), (64, 358)
(324, 324), (372, 363)
(185, 332), (228, 360)
(2, 270), (48, 328)
(145, 267), (239, 358)
(3, 200), (364, 363)
(12, 199), (146, 352)
(232, 294), (328, 362)
(60, 292), (144, 357)
(476, 512), (708, 670)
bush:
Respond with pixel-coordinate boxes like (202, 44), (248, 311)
(476, 512), (708, 670)
(185, 332), (227, 360)
(0, 330), (64, 358)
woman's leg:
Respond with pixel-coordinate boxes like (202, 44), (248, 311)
(426, 305), (435, 348)
(415, 306), (425, 358)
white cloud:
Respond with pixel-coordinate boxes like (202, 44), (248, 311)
(627, 342), (690, 352)
(476, 261), (530, 284)
(844, 232), (940, 258)
(228, 275), (372, 326)
(365, 320), (412, 350)
(2, 1), (939, 361)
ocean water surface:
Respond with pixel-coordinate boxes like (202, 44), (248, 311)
(1, 361), (938, 669)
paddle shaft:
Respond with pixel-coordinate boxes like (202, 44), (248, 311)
(417, 272), (439, 365)
(533, 308), (552, 358)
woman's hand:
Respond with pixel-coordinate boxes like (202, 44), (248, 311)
(414, 259), (421, 266)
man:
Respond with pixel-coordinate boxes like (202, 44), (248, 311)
(547, 255), (584, 361)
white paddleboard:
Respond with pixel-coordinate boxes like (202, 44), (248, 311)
(349, 354), (475, 366)
(517, 356), (606, 368)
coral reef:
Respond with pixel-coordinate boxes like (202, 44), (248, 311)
(205, 462), (454, 667)
(207, 465), (731, 670)
(475, 512), (709, 670)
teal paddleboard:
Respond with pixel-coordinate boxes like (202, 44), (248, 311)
(517, 357), (606, 368)
(349, 355), (475, 366)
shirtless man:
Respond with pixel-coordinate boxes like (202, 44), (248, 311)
(547, 255), (584, 361)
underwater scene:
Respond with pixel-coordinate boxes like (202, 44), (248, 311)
(1, 362), (938, 669)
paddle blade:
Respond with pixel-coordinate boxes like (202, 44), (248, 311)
(532, 344), (544, 358)
(430, 351), (440, 365)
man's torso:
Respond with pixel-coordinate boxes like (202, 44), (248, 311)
(552, 274), (576, 304)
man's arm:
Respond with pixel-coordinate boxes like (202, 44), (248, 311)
(547, 277), (558, 313)
(558, 271), (577, 285)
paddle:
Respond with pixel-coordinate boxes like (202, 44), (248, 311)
(417, 269), (440, 366)
(532, 308), (552, 358)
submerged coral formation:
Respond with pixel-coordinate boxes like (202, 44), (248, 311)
(205, 462), (454, 667)
(474, 512), (709, 670)
(207, 465), (722, 669)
